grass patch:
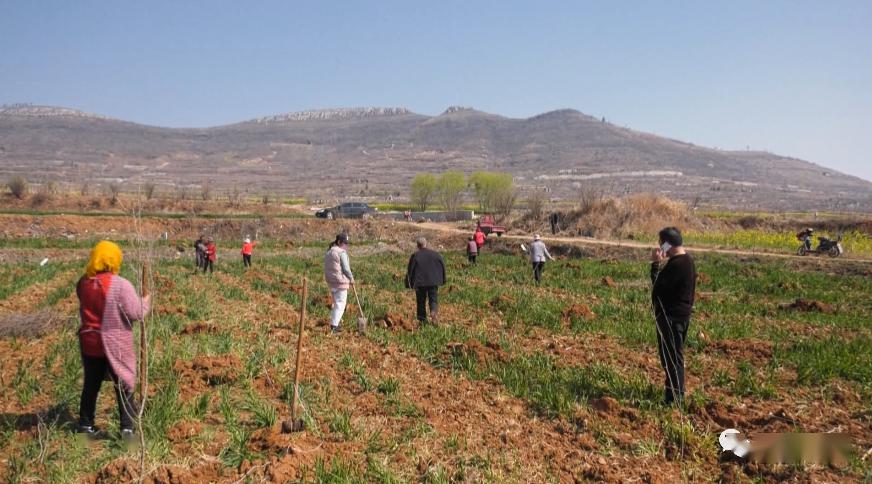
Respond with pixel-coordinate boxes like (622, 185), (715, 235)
(780, 336), (872, 385)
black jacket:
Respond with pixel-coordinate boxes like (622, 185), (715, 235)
(650, 253), (696, 321)
(406, 248), (446, 289)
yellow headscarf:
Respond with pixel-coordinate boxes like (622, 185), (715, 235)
(85, 240), (123, 277)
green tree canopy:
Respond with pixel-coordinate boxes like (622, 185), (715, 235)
(469, 171), (515, 216)
(438, 171), (466, 212)
(410, 173), (438, 211)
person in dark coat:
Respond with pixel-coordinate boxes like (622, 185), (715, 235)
(466, 236), (478, 265)
(650, 227), (697, 405)
(193, 236), (206, 270)
(549, 212), (560, 235)
(405, 236), (446, 324)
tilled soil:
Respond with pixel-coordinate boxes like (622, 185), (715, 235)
(1, 223), (868, 482)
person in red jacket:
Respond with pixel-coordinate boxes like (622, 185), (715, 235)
(203, 237), (216, 274)
(241, 237), (257, 268)
(474, 226), (486, 251)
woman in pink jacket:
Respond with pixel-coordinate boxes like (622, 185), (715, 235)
(323, 233), (355, 333)
(76, 240), (151, 439)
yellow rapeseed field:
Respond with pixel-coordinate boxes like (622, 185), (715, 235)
(681, 229), (872, 257)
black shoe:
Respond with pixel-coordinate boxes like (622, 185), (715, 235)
(77, 424), (98, 436)
(330, 326), (343, 334)
(121, 428), (136, 442)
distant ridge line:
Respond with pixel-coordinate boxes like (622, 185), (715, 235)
(0, 104), (111, 120)
(249, 107), (413, 124)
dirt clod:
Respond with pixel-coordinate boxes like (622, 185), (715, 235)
(447, 340), (507, 365)
(167, 420), (203, 442)
(708, 338), (773, 364)
(702, 402), (747, 428)
(93, 459), (207, 484)
(180, 321), (215, 335)
(785, 298), (834, 313)
(589, 396), (620, 415)
(562, 303), (596, 322)
(248, 427), (297, 452)
(489, 294), (516, 310)
(602, 276), (617, 288)
(382, 312), (416, 331)
(174, 354), (240, 386)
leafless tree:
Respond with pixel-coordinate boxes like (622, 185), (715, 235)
(577, 185), (603, 214)
(143, 182), (157, 200)
(31, 191), (50, 206)
(7, 176), (28, 199)
(495, 188), (518, 220)
(43, 181), (59, 195)
(107, 183), (122, 205)
(527, 189), (547, 220)
(200, 182), (212, 201)
(227, 185), (242, 208)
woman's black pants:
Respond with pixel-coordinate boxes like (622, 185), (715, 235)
(79, 354), (137, 430)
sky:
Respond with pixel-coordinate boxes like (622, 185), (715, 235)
(1, 1), (870, 181)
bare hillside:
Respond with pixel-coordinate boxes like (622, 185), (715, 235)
(1, 104), (870, 211)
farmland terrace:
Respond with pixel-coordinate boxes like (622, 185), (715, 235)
(0, 216), (870, 482)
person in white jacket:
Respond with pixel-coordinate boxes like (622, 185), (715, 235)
(528, 234), (554, 284)
(323, 233), (354, 333)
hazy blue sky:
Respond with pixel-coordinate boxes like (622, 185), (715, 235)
(2, 1), (870, 180)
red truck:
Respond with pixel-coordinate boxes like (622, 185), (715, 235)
(477, 214), (506, 237)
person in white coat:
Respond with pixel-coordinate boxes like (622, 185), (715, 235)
(528, 234), (554, 284)
(324, 233), (354, 333)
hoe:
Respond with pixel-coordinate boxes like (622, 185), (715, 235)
(352, 283), (368, 333)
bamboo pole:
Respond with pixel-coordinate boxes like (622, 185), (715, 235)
(290, 277), (307, 421)
(139, 264), (149, 402)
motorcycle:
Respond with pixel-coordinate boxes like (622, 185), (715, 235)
(797, 235), (843, 257)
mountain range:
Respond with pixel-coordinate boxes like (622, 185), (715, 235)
(1, 104), (870, 211)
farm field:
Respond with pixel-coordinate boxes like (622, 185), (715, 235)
(1, 216), (871, 483)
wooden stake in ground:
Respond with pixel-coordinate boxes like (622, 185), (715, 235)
(139, 264), (149, 402)
(282, 276), (307, 433)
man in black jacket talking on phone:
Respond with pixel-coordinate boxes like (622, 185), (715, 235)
(650, 227), (696, 405)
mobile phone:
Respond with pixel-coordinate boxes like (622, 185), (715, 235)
(660, 242), (672, 253)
